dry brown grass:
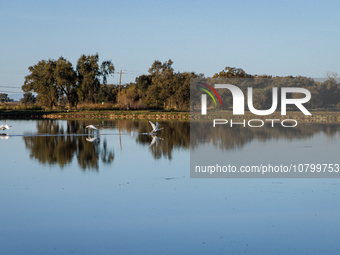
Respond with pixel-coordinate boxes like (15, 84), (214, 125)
(0, 102), (43, 111)
(0, 102), (121, 112)
(75, 102), (119, 111)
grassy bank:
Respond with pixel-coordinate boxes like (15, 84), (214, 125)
(2, 109), (340, 122)
(0, 109), (190, 120)
(2, 102), (340, 122)
(191, 109), (340, 123)
(0, 102), (190, 120)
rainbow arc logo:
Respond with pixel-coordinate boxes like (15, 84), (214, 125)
(198, 83), (222, 106)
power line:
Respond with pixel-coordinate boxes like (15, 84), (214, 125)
(0, 85), (22, 88)
(0, 71), (27, 74)
(0, 89), (23, 93)
(0, 91), (23, 94)
(0, 70), (144, 76)
(113, 70), (144, 75)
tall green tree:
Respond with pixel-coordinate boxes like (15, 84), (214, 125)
(100, 60), (115, 85)
(173, 72), (199, 110)
(55, 57), (78, 109)
(76, 53), (115, 103)
(147, 59), (175, 108)
(94, 84), (118, 103)
(22, 59), (60, 109)
(135, 74), (152, 92)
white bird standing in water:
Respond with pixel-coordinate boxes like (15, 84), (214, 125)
(149, 121), (163, 134)
(0, 124), (11, 131)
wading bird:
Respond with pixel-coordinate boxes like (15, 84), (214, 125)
(149, 135), (163, 147)
(86, 136), (99, 143)
(0, 124), (11, 131)
(149, 121), (163, 134)
(85, 125), (99, 130)
(0, 134), (9, 139)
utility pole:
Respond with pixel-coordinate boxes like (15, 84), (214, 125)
(119, 70), (122, 92)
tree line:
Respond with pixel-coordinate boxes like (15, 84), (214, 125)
(21, 55), (340, 110)
(0, 93), (14, 103)
(193, 68), (340, 111)
(22, 53), (115, 109)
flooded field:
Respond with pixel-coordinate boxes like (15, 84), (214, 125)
(1, 119), (339, 254)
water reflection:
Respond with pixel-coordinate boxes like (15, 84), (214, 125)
(86, 136), (99, 143)
(23, 120), (115, 171)
(190, 121), (340, 151)
(22, 120), (191, 169)
(0, 134), (10, 139)
(101, 119), (190, 160)
(20, 119), (340, 170)
(3, 119), (340, 254)
(134, 120), (190, 160)
(149, 135), (163, 147)
(191, 121), (340, 178)
(98, 119), (190, 160)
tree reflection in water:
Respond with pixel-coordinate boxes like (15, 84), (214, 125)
(190, 121), (340, 151)
(132, 120), (190, 160)
(100, 120), (190, 161)
(23, 119), (339, 170)
(23, 120), (114, 171)
(23, 119), (191, 169)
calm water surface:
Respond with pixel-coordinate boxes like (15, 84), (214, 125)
(1, 119), (340, 254)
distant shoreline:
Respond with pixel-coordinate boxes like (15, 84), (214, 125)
(191, 110), (340, 123)
(0, 110), (190, 120)
(2, 110), (340, 122)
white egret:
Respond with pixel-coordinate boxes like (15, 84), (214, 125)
(86, 136), (99, 143)
(0, 124), (11, 131)
(149, 135), (163, 147)
(0, 134), (10, 140)
(85, 125), (99, 130)
(149, 121), (164, 134)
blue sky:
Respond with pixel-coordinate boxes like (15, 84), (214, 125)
(1, 0), (340, 99)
